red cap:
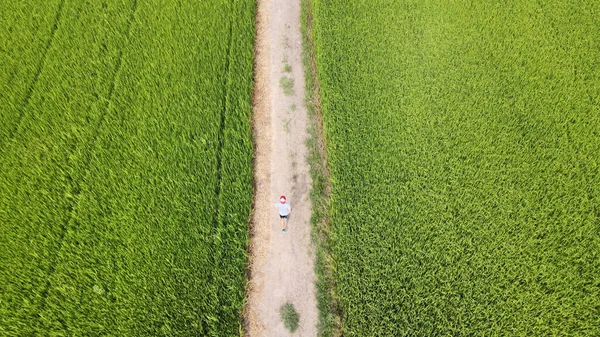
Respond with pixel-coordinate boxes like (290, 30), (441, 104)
(280, 195), (286, 203)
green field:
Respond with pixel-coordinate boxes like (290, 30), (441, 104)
(0, 0), (254, 335)
(312, 0), (600, 335)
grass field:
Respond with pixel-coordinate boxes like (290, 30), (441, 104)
(0, 0), (255, 335)
(312, 0), (600, 335)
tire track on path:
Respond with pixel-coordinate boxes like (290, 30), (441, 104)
(1, 0), (65, 151)
(205, 2), (236, 331)
(77, 0), (139, 171)
(34, 0), (139, 327)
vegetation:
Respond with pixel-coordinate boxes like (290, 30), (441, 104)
(280, 303), (300, 333)
(300, 0), (341, 336)
(279, 76), (295, 96)
(0, 0), (255, 335)
(312, 0), (600, 335)
(0, 0), (64, 149)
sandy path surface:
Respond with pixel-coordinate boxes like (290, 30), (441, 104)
(246, 0), (318, 335)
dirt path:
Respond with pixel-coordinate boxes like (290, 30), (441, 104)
(246, 0), (318, 335)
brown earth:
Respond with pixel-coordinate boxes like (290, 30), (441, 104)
(245, 0), (318, 335)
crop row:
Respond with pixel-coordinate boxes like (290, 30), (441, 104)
(0, 0), (63, 148)
(312, 0), (600, 335)
(0, 0), (255, 335)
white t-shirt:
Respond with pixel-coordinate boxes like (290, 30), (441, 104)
(275, 202), (291, 216)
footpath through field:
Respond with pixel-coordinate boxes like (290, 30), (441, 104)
(246, 0), (318, 335)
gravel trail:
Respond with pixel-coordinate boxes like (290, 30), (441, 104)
(246, 0), (318, 335)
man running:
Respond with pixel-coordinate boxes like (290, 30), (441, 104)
(275, 195), (292, 233)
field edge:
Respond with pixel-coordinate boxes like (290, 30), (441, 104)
(300, 0), (343, 336)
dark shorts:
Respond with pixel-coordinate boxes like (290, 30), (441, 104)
(279, 214), (289, 219)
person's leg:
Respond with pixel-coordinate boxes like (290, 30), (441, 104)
(280, 216), (285, 231)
